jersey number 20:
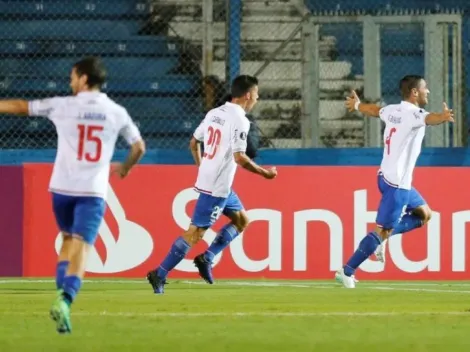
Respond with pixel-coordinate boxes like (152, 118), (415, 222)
(203, 126), (221, 160)
(77, 124), (103, 162)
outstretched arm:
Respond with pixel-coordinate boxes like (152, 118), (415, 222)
(345, 90), (381, 117)
(425, 103), (454, 126)
(0, 100), (29, 115)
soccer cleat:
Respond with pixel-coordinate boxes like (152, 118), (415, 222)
(334, 268), (356, 288)
(193, 254), (214, 284)
(49, 292), (72, 334)
(374, 240), (387, 264)
(147, 271), (166, 294)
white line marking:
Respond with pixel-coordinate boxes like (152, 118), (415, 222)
(1, 279), (470, 293)
(1, 279), (470, 287)
(181, 281), (470, 294)
(1, 311), (469, 317)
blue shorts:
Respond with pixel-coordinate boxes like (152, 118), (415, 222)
(191, 190), (244, 229)
(52, 193), (106, 245)
(376, 173), (426, 229)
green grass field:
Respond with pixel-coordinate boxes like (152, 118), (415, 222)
(0, 278), (470, 351)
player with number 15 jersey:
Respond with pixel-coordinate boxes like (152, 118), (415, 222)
(336, 75), (454, 288)
(147, 75), (277, 295)
(0, 57), (145, 333)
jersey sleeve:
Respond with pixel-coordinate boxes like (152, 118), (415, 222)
(412, 108), (429, 128)
(231, 117), (251, 153)
(119, 110), (142, 145)
(28, 97), (65, 121)
(378, 106), (388, 122)
(193, 118), (206, 141)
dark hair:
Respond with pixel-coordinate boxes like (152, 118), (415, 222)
(73, 57), (106, 89)
(399, 75), (424, 99)
(231, 75), (258, 98)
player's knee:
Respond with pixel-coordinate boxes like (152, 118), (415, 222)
(233, 211), (249, 232)
(414, 205), (432, 224)
(183, 226), (207, 246)
(376, 227), (392, 241)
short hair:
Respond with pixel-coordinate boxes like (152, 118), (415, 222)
(231, 75), (258, 98)
(399, 75), (424, 99)
(73, 57), (106, 89)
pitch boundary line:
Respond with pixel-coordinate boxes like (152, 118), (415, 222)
(1, 279), (470, 287)
(0, 311), (469, 317)
(1, 279), (470, 293)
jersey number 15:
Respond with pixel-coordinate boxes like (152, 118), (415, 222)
(77, 124), (103, 162)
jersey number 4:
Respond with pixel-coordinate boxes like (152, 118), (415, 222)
(385, 127), (397, 155)
(77, 124), (103, 162)
(203, 126), (221, 160)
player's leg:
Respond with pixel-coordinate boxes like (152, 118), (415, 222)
(391, 187), (431, 236)
(194, 191), (248, 284)
(201, 190), (247, 263)
(336, 175), (408, 288)
(51, 196), (106, 333)
(51, 193), (76, 290)
(147, 193), (226, 293)
(375, 188), (431, 263)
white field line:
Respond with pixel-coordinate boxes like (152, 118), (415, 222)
(0, 279), (470, 294)
(1, 311), (470, 317)
(1, 279), (470, 287)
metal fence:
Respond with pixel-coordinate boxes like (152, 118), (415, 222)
(303, 13), (463, 148)
(0, 0), (465, 150)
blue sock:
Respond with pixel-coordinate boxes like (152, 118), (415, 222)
(204, 224), (240, 262)
(391, 214), (423, 236)
(156, 236), (191, 280)
(56, 261), (69, 290)
(62, 275), (82, 306)
(344, 232), (382, 276)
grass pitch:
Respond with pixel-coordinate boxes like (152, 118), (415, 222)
(0, 278), (469, 351)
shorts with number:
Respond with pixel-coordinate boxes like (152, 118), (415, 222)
(52, 192), (106, 245)
(376, 173), (426, 229)
(191, 190), (244, 229)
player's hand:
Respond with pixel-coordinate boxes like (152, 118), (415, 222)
(263, 167), (277, 180)
(112, 163), (131, 179)
(442, 102), (454, 122)
(345, 90), (360, 112)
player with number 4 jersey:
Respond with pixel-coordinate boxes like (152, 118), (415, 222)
(0, 57), (145, 332)
(147, 75), (277, 294)
(336, 75), (454, 288)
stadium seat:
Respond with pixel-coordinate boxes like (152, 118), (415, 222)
(0, 57), (180, 78)
(113, 97), (203, 118)
(0, 76), (200, 95)
(0, 20), (141, 39)
(306, 0), (468, 12)
(0, 0), (150, 17)
(135, 118), (200, 134)
(0, 37), (178, 56)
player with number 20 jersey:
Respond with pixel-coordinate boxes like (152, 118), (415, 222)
(336, 75), (454, 288)
(147, 75), (277, 295)
(0, 57), (145, 333)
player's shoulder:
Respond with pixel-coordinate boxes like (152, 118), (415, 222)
(380, 103), (400, 114)
(42, 95), (71, 107)
(99, 95), (131, 120)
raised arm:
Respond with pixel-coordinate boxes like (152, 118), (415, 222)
(424, 103), (454, 126)
(345, 90), (381, 117)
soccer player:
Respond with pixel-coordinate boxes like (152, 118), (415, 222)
(336, 75), (454, 288)
(147, 75), (277, 294)
(0, 57), (145, 332)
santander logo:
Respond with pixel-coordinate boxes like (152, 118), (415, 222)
(54, 184), (154, 273)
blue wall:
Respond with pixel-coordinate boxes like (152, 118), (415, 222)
(1, 148), (469, 167)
